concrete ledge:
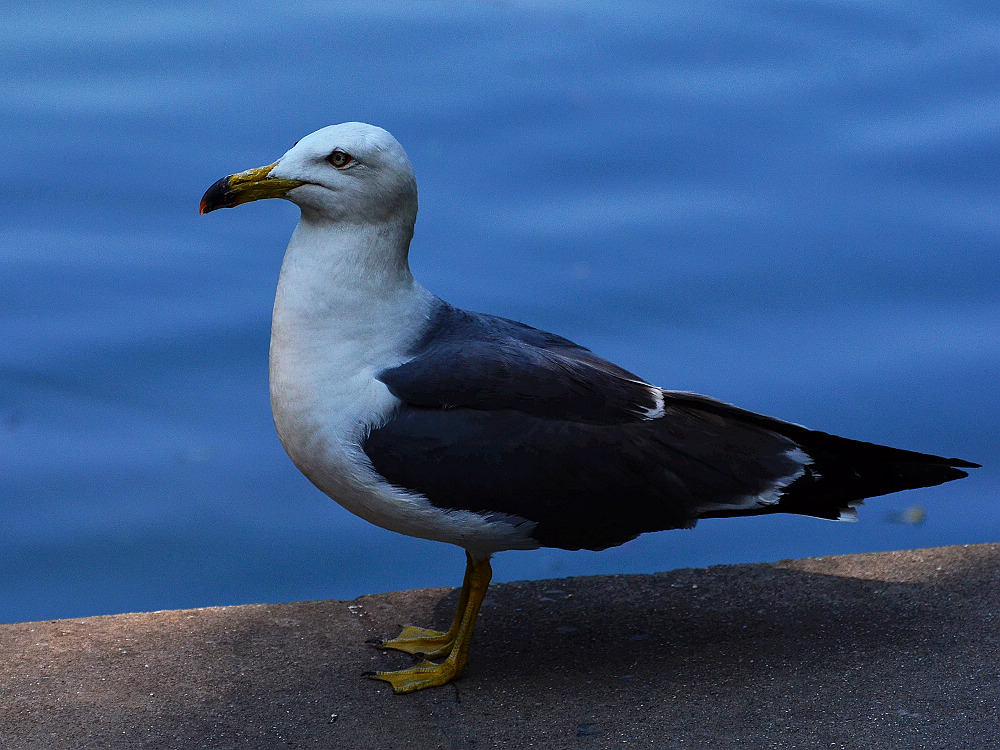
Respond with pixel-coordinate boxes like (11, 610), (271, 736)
(2, 544), (998, 749)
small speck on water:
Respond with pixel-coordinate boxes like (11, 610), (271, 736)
(885, 505), (927, 525)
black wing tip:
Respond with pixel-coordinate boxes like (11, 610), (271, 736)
(947, 457), (981, 470)
(934, 466), (970, 485)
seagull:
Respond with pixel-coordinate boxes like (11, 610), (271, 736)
(200, 122), (978, 694)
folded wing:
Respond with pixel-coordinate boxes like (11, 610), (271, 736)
(364, 303), (977, 551)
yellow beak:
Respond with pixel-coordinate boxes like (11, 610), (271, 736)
(199, 162), (306, 214)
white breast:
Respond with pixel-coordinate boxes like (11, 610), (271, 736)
(267, 218), (539, 555)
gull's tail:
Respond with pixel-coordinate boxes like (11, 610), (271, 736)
(661, 391), (979, 523)
(754, 430), (978, 521)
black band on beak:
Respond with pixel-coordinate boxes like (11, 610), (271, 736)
(199, 176), (236, 215)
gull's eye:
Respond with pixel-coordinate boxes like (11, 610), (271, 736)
(327, 150), (354, 168)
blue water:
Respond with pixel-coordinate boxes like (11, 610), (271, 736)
(2, 1), (997, 624)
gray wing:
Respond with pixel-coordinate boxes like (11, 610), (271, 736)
(376, 303), (664, 425)
(364, 304), (808, 550)
(365, 303), (976, 551)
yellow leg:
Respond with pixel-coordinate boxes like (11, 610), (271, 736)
(368, 553), (492, 694)
(367, 552), (473, 660)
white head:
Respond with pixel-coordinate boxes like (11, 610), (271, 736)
(200, 122), (418, 230)
(272, 123), (417, 226)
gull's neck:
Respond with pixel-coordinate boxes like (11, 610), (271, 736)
(278, 211), (415, 303)
(269, 214), (434, 392)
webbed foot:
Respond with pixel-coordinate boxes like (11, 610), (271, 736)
(369, 625), (454, 659)
(367, 658), (461, 694)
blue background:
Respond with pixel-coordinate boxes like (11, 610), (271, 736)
(3, 0), (997, 623)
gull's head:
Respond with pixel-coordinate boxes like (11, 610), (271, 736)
(199, 122), (417, 227)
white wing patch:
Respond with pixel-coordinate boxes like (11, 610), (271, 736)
(693, 446), (814, 515)
(752, 447), (812, 506)
(837, 507), (860, 522)
(637, 385), (666, 420)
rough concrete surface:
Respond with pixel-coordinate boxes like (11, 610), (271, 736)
(2, 544), (998, 749)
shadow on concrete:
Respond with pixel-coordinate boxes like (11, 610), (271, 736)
(2, 544), (997, 749)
